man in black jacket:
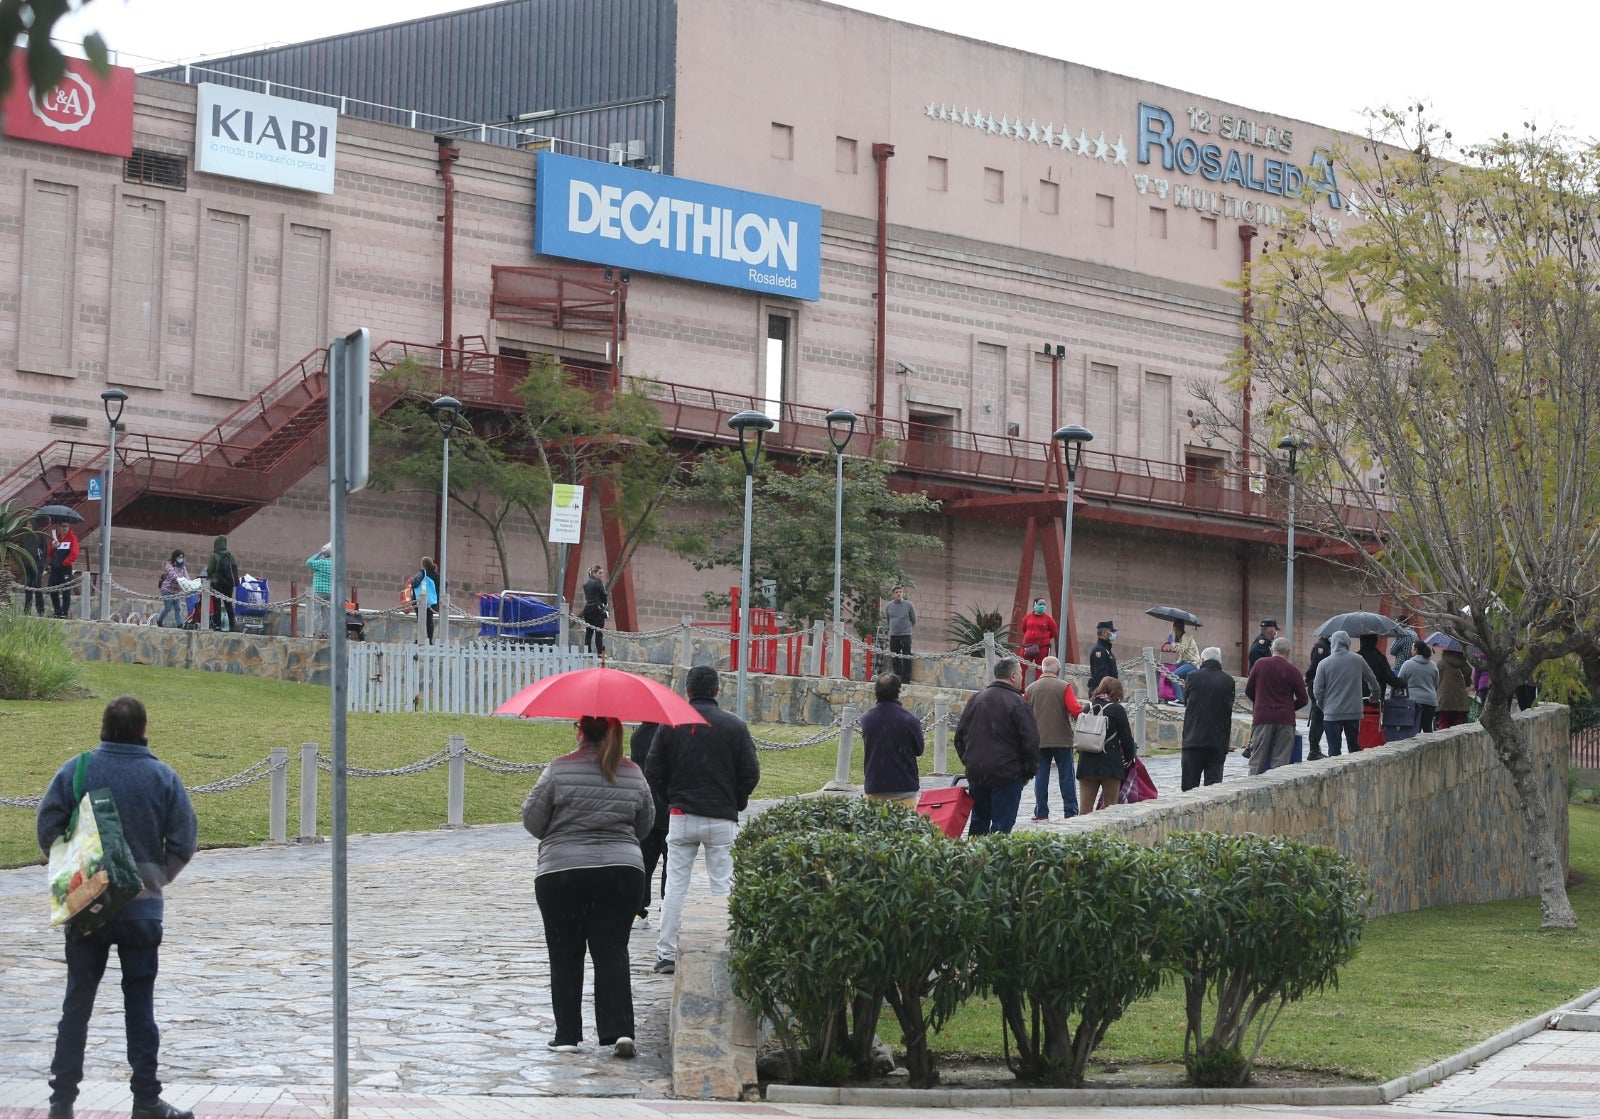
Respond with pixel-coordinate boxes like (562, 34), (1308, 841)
(1180, 648), (1236, 790)
(644, 666), (760, 976)
(954, 657), (1040, 835)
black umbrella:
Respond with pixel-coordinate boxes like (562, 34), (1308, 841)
(1146, 605), (1203, 627)
(33, 504), (84, 524)
(1314, 611), (1404, 639)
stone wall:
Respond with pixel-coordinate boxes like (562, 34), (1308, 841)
(1065, 705), (1570, 917)
(63, 621), (332, 686)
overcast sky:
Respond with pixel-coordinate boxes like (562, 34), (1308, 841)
(54, 0), (1594, 147)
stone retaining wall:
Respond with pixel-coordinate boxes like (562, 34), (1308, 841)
(62, 620), (332, 685)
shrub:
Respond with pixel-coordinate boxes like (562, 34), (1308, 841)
(946, 605), (1009, 653)
(971, 832), (1185, 1086)
(0, 613), (81, 699)
(735, 793), (938, 855)
(1160, 832), (1367, 1087)
(730, 824), (979, 1087)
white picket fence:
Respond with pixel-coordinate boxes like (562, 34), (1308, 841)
(347, 640), (597, 715)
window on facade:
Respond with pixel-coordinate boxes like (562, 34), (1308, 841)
(907, 409), (956, 445)
(1038, 180), (1059, 215)
(835, 136), (857, 174)
(984, 167), (1004, 203)
(1201, 216), (1219, 248)
(1140, 372), (1172, 462)
(1149, 206), (1168, 239)
(1086, 361), (1117, 453)
(1095, 194), (1114, 227)
(770, 122), (794, 160)
(763, 311), (793, 426)
(927, 156), (948, 192)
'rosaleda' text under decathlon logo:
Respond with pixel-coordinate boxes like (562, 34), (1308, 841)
(534, 152), (821, 300)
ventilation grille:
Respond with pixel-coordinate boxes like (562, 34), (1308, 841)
(124, 149), (188, 190)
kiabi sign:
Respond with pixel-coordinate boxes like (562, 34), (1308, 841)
(534, 152), (821, 301)
(194, 83), (338, 194)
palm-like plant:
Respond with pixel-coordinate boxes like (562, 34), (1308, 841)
(0, 501), (43, 611)
(946, 604), (1009, 653)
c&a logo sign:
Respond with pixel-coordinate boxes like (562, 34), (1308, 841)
(2, 50), (135, 157)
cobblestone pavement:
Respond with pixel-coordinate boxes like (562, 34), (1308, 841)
(0, 825), (676, 1104)
(1394, 1024), (1600, 1116)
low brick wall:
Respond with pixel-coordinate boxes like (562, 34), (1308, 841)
(62, 620), (333, 684)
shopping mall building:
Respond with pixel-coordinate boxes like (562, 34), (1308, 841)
(0, 0), (1382, 667)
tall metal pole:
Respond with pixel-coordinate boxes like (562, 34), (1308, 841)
(1058, 469), (1076, 665)
(737, 468), (754, 719)
(98, 420), (116, 621)
(1285, 473), (1296, 651)
(831, 449), (844, 678)
(438, 432), (450, 650)
(328, 344), (350, 1119)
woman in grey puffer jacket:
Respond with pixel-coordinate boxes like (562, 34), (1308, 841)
(1398, 641), (1441, 733)
(523, 715), (655, 1058)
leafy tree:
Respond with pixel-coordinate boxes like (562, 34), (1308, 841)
(1235, 110), (1600, 927)
(670, 447), (942, 633)
(0, 3), (109, 108)
(369, 356), (682, 594)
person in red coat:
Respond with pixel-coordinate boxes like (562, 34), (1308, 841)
(1018, 596), (1058, 677)
(47, 523), (80, 618)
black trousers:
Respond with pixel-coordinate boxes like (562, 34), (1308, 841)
(889, 634), (912, 681)
(535, 865), (644, 1046)
(25, 567), (47, 614)
(51, 918), (164, 1106)
(1180, 747), (1227, 791)
(582, 605), (607, 656)
(48, 564), (72, 617)
(638, 829), (667, 917)
(1307, 705), (1325, 757)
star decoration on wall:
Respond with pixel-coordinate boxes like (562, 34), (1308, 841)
(1026, 119), (1040, 143)
(1093, 132), (1109, 160)
(1075, 129), (1091, 156)
(1111, 137), (1129, 166)
(922, 102), (1123, 167)
(1042, 123), (1056, 146)
(925, 101), (939, 119)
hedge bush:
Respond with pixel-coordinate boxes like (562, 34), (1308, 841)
(1161, 832), (1367, 1086)
(729, 817), (1368, 1089)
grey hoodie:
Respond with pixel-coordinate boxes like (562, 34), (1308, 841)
(1398, 654), (1440, 707)
(1312, 631), (1380, 722)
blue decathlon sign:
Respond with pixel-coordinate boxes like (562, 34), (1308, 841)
(535, 152), (821, 301)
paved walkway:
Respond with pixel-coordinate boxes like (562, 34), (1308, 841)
(5, 744), (1568, 1119)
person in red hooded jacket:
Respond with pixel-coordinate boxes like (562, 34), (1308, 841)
(47, 523), (80, 618)
(1018, 596), (1058, 682)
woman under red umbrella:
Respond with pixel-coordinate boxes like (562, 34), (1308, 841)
(522, 715), (655, 1058)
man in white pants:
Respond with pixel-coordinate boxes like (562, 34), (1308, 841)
(643, 666), (760, 975)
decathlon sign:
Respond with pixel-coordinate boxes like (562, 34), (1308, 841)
(194, 83), (338, 194)
(535, 152), (821, 300)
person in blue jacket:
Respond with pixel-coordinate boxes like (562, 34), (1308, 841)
(35, 695), (198, 1119)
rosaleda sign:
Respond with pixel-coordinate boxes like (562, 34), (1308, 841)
(535, 152), (821, 300)
(195, 83), (338, 194)
(1137, 103), (1342, 209)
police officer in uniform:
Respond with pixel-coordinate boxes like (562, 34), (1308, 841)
(1248, 619), (1278, 672)
(1088, 620), (1119, 692)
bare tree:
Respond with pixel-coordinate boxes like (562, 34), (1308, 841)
(1231, 109), (1600, 928)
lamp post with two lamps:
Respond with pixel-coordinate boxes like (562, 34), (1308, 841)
(1052, 424), (1093, 664)
(728, 410), (774, 720)
(1279, 435), (1301, 651)
(431, 396), (464, 649)
(98, 389), (128, 622)
(824, 409), (858, 678)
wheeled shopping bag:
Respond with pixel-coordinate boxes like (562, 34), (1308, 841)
(1359, 702), (1386, 749)
(916, 776), (974, 838)
(1382, 690), (1421, 741)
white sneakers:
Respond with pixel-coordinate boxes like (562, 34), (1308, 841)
(614, 1036), (636, 1059)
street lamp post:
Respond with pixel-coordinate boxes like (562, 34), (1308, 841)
(1051, 424), (1093, 664)
(1279, 435), (1301, 651)
(431, 396), (463, 650)
(729, 409), (774, 720)
(824, 409), (858, 679)
(98, 389), (128, 622)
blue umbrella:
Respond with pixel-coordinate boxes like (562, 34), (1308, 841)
(1424, 631), (1463, 652)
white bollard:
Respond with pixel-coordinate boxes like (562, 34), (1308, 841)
(824, 704), (860, 792)
(933, 698), (950, 775)
(983, 632), (996, 679)
(678, 614), (694, 671)
(415, 583), (430, 644)
(298, 741), (321, 842)
(446, 734), (466, 827)
(269, 747), (288, 844)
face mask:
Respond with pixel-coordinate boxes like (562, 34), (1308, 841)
(1108, 631), (1118, 642)
(1034, 605), (1045, 614)
(176, 557), (185, 565)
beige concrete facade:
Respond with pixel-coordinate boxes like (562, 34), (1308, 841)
(0, 0), (1379, 665)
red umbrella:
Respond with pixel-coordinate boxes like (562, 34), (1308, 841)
(494, 666), (707, 725)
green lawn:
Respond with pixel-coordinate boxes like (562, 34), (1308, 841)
(0, 661), (849, 867)
(880, 805), (1600, 1083)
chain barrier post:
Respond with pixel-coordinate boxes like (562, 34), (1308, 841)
(416, 583), (429, 644)
(933, 698), (950, 775)
(298, 742), (321, 842)
(983, 632), (996, 679)
(1143, 646), (1158, 706)
(678, 615), (693, 673)
(78, 572), (92, 620)
(446, 733), (466, 827)
(824, 704), (859, 791)
(269, 747), (288, 844)
(809, 620), (824, 677)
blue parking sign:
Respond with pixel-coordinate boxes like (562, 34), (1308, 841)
(87, 477), (102, 501)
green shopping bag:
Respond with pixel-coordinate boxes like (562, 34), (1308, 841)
(47, 752), (143, 932)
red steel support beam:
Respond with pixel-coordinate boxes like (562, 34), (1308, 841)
(871, 143), (895, 418)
